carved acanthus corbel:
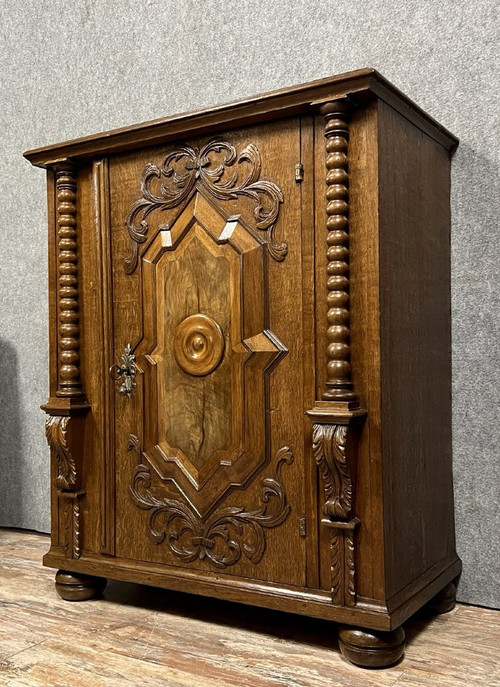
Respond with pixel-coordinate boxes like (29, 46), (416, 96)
(308, 410), (364, 606)
(45, 415), (77, 491)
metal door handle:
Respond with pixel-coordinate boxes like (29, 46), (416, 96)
(109, 344), (137, 398)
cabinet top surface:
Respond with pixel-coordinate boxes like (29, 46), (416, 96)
(24, 68), (458, 167)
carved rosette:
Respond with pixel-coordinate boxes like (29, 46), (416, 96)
(124, 139), (285, 272)
(173, 313), (225, 377)
(127, 435), (294, 568)
(307, 98), (366, 608)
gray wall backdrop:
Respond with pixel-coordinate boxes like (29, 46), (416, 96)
(0, 0), (498, 609)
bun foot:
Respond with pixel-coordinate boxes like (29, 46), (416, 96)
(55, 570), (107, 601)
(426, 581), (457, 614)
(338, 625), (405, 668)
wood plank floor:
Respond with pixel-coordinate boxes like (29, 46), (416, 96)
(0, 529), (498, 687)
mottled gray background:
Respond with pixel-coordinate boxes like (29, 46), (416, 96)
(0, 0), (498, 608)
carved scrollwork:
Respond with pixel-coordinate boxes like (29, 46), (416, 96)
(125, 139), (285, 272)
(45, 416), (77, 491)
(128, 435), (293, 568)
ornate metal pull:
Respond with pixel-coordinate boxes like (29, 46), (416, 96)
(109, 344), (137, 397)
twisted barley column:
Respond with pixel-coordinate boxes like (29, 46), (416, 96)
(320, 101), (357, 402)
(55, 163), (83, 398)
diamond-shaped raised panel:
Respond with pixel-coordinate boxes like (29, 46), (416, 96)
(136, 192), (287, 516)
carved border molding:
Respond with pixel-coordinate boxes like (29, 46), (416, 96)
(128, 435), (294, 569)
(124, 139), (285, 272)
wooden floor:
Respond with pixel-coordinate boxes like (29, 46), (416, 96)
(0, 529), (498, 687)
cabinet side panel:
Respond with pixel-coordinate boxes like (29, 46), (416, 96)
(378, 101), (456, 599)
(348, 101), (385, 602)
(46, 170), (59, 540)
(78, 163), (106, 554)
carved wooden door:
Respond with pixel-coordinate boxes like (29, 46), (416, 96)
(105, 120), (310, 585)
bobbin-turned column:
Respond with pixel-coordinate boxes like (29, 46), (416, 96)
(41, 162), (101, 595)
(320, 100), (357, 403)
(307, 99), (365, 606)
(307, 99), (404, 666)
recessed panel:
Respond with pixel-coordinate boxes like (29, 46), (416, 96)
(158, 226), (233, 472)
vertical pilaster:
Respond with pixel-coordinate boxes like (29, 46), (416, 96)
(42, 161), (88, 560)
(307, 99), (366, 607)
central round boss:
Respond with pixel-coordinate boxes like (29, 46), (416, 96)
(173, 313), (225, 377)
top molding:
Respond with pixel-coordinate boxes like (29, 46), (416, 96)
(23, 68), (458, 168)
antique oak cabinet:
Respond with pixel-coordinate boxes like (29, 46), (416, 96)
(25, 69), (461, 668)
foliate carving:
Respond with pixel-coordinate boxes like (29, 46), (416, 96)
(72, 498), (81, 559)
(59, 492), (84, 560)
(45, 416), (77, 491)
(312, 423), (352, 519)
(128, 435), (293, 568)
(345, 528), (356, 606)
(46, 411), (86, 559)
(319, 101), (356, 402)
(61, 497), (72, 552)
(311, 419), (360, 607)
(329, 528), (342, 603)
(124, 139), (285, 272)
(55, 163), (84, 398)
(326, 519), (359, 607)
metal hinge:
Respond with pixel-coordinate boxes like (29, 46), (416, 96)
(299, 517), (307, 537)
(295, 162), (304, 183)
